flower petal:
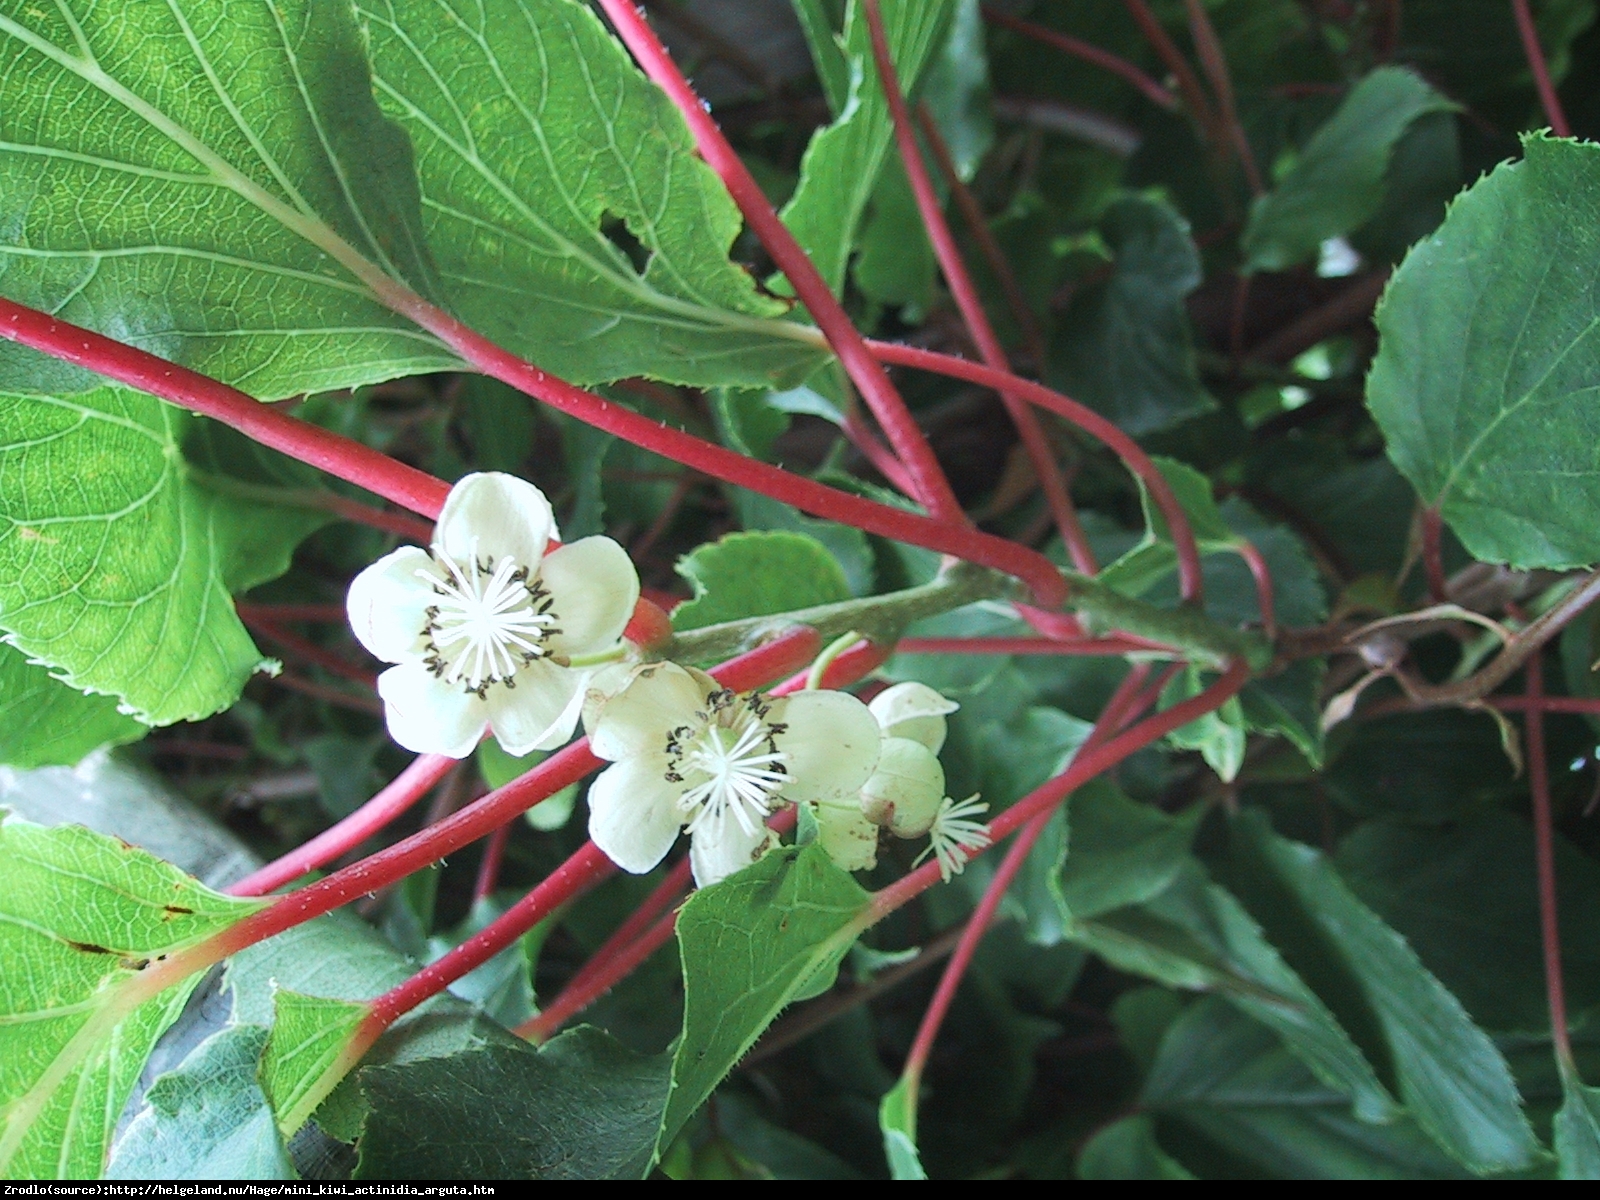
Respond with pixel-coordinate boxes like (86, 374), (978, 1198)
(586, 662), (712, 762)
(770, 690), (880, 805)
(586, 754), (683, 874)
(813, 800), (880, 873)
(346, 546), (439, 663)
(434, 472), (556, 570)
(376, 662), (487, 757)
(689, 809), (774, 887)
(539, 537), (640, 657)
(487, 658), (585, 755)
(869, 682), (958, 752)
(860, 737), (946, 837)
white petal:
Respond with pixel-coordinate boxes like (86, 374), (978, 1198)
(582, 661), (641, 734)
(813, 800), (880, 873)
(586, 662), (712, 762)
(346, 546), (439, 663)
(539, 537), (640, 657)
(869, 682), (958, 752)
(860, 737), (946, 837)
(689, 810), (775, 887)
(376, 662), (487, 757)
(586, 754), (683, 874)
(434, 472), (556, 569)
(770, 690), (880, 805)
(487, 659), (586, 755)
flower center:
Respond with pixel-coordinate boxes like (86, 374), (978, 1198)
(665, 690), (790, 837)
(419, 545), (560, 696)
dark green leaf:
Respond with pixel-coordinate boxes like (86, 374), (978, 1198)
(671, 530), (851, 632)
(1556, 1066), (1600, 1180)
(1368, 135), (1600, 569)
(1325, 710), (1518, 822)
(108, 1024), (292, 1181)
(0, 643), (146, 768)
(1058, 780), (1202, 920)
(355, 1028), (670, 1180)
(1242, 68), (1455, 271)
(1077, 1115), (1194, 1180)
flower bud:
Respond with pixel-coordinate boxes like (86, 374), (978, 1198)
(859, 736), (945, 837)
(868, 682), (958, 752)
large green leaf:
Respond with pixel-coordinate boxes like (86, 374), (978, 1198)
(0, 643), (145, 768)
(107, 1024), (291, 1181)
(1242, 67), (1456, 271)
(0, 813), (264, 1178)
(259, 991), (368, 1139)
(1367, 135), (1600, 569)
(0, 0), (455, 398)
(355, 1028), (670, 1180)
(1231, 813), (1540, 1174)
(661, 845), (872, 1152)
(357, 0), (823, 388)
(0, 387), (320, 724)
(780, 0), (955, 295)
(671, 530), (852, 633)
(1076, 1115), (1194, 1180)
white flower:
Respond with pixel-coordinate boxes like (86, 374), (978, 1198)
(918, 795), (991, 881)
(347, 472), (639, 759)
(584, 662), (880, 886)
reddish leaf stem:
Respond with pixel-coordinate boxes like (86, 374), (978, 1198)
(1182, 0), (1264, 195)
(863, 0), (1096, 576)
(865, 339), (1204, 601)
(1525, 652), (1575, 1068)
(308, 493), (436, 543)
(1234, 539), (1277, 638)
(235, 603), (348, 624)
(1512, 0), (1572, 137)
(981, 5), (1180, 112)
(1420, 506), (1449, 602)
(0, 298), (451, 519)
(592, 0), (966, 524)
(896, 636), (1156, 656)
(268, 672), (383, 715)
(473, 820), (514, 904)
(241, 616), (377, 688)
(1120, 0), (1216, 131)
(228, 753), (458, 897)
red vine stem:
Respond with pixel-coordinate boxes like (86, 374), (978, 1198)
(896, 636), (1157, 656)
(240, 616), (377, 688)
(1524, 652), (1574, 1069)
(863, 0), (1097, 577)
(1512, 0), (1573, 137)
(1121, 0), (1216, 132)
(865, 339), (1204, 601)
(309, 493), (436, 543)
(1420, 506), (1448, 602)
(982, 5), (1180, 112)
(0, 298), (451, 519)
(235, 603), (350, 624)
(593, 0), (965, 524)
(844, 409), (920, 497)
(1182, 0), (1264, 195)
(473, 819), (514, 904)
(228, 753), (458, 896)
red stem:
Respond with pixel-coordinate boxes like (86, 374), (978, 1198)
(473, 820), (514, 904)
(1420, 506), (1448, 602)
(1492, 696), (1600, 714)
(268, 672), (383, 715)
(844, 409), (920, 497)
(1120, 0), (1217, 131)
(982, 6), (1180, 112)
(865, 339), (1205, 601)
(1525, 652), (1574, 1068)
(863, 0), (1096, 576)
(896, 636), (1155, 656)
(872, 659), (1249, 916)
(235, 603), (348, 624)
(242, 617), (377, 687)
(1182, 0), (1264, 195)
(1512, 0), (1572, 137)
(1234, 539), (1277, 638)
(228, 753), (457, 897)
(593, 0), (966, 525)
(0, 298), (450, 519)
(313, 493), (435, 543)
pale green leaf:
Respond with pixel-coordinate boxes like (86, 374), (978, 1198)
(108, 1024), (291, 1181)
(1231, 813), (1539, 1174)
(1556, 1066), (1600, 1180)
(0, 642), (145, 768)
(1368, 135), (1600, 569)
(0, 812), (264, 1178)
(0, 0), (454, 398)
(1243, 67), (1456, 271)
(259, 991), (368, 1138)
(661, 845), (871, 1152)
(879, 1075), (927, 1180)
(671, 530), (852, 633)
(0, 387), (318, 724)
(357, 0), (822, 388)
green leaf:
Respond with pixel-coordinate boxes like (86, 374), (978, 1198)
(780, 0), (955, 295)
(1142, 998), (1469, 1179)
(1162, 665), (1248, 782)
(855, 157), (936, 314)
(0, 642), (146, 768)
(259, 990), (368, 1138)
(671, 530), (852, 633)
(661, 845), (872, 1152)
(108, 1024), (292, 1181)
(1367, 135), (1600, 569)
(710, 389), (791, 462)
(1556, 1066), (1600, 1180)
(1231, 813), (1540, 1174)
(879, 1075), (927, 1180)
(1242, 67), (1456, 271)
(1076, 1115), (1194, 1180)
(0, 0), (455, 398)
(1058, 781), (1202, 921)
(0, 812), (264, 1178)
(1048, 193), (1215, 436)
(0, 387), (315, 724)
(1068, 857), (1394, 1123)
(357, 0), (823, 389)
(355, 1028), (670, 1180)
(918, 0), (993, 182)
(1325, 710), (1518, 822)
(731, 489), (875, 597)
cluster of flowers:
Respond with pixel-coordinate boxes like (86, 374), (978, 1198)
(346, 473), (988, 887)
